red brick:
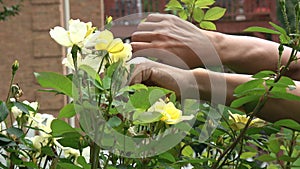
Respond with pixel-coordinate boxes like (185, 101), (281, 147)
(32, 4), (61, 31)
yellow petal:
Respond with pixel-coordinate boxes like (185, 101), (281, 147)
(95, 30), (113, 50)
(69, 19), (87, 45)
(49, 27), (72, 47)
(108, 38), (124, 53)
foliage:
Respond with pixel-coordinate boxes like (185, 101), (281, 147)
(0, 0), (299, 169)
(0, 0), (23, 21)
(165, 0), (226, 30)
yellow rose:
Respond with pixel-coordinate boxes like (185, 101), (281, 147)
(94, 30), (132, 62)
(229, 111), (265, 131)
(148, 99), (182, 124)
(50, 19), (95, 48)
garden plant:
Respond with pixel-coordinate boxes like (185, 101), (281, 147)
(0, 0), (300, 168)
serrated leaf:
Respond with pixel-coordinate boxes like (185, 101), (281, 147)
(179, 10), (188, 20)
(41, 146), (55, 157)
(193, 7), (204, 22)
(0, 101), (9, 122)
(165, 0), (183, 11)
(34, 72), (73, 97)
(7, 127), (24, 138)
(231, 95), (260, 108)
(159, 152), (176, 162)
(203, 7), (226, 21)
(268, 135), (280, 154)
(269, 91), (300, 101)
(255, 154), (276, 162)
(244, 26), (281, 34)
(79, 65), (101, 84)
(195, 0), (215, 7)
(13, 102), (36, 115)
(240, 152), (257, 159)
(57, 162), (82, 169)
(51, 119), (77, 137)
(133, 111), (162, 124)
(274, 119), (300, 131)
(182, 145), (194, 157)
(76, 156), (90, 169)
(58, 103), (76, 119)
(107, 116), (122, 128)
(252, 70), (276, 78)
(234, 79), (265, 95)
(200, 21), (216, 30)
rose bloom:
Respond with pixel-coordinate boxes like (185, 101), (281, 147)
(148, 99), (182, 124)
(93, 30), (132, 62)
(49, 19), (95, 48)
(229, 111), (266, 131)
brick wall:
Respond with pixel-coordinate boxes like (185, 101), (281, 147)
(0, 0), (104, 116)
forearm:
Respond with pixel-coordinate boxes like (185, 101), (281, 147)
(204, 30), (300, 80)
(191, 68), (300, 123)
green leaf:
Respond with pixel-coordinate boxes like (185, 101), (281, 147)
(133, 111), (162, 124)
(79, 65), (101, 85)
(274, 119), (300, 131)
(107, 116), (122, 128)
(240, 152), (257, 159)
(269, 91), (300, 101)
(178, 10), (188, 20)
(278, 155), (298, 162)
(195, 0), (215, 7)
(102, 76), (111, 90)
(182, 145), (194, 157)
(192, 8), (204, 22)
(244, 26), (281, 34)
(252, 70), (276, 78)
(268, 135), (280, 154)
(231, 95), (260, 108)
(234, 79), (264, 95)
(181, 0), (194, 5)
(129, 87), (174, 110)
(7, 127), (24, 138)
(51, 119), (77, 137)
(0, 101), (9, 122)
(57, 162), (82, 169)
(255, 154), (276, 162)
(57, 132), (84, 149)
(34, 72), (73, 97)
(165, 0), (183, 11)
(41, 146), (55, 157)
(76, 156), (90, 169)
(13, 102), (36, 115)
(159, 152), (176, 163)
(58, 103), (76, 119)
(199, 21), (216, 30)
(203, 7), (226, 21)
(269, 22), (290, 44)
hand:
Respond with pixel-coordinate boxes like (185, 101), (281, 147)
(131, 14), (221, 69)
(128, 57), (199, 99)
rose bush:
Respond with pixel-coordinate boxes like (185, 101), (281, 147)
(0, 0), (300, 169)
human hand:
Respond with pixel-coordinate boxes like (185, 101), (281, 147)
(128, 57), (199, 99)
(131, 14), (221, 69)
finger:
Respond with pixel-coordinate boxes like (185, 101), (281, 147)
(136, 22), (160, 31)
(145, 13), (165, 22)
(131, 42), (154, 52)
(131, 31), (156, 42)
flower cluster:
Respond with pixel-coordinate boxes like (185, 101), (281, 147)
(50, 19), (132, 72)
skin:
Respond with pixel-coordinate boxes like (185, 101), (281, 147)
(130, 14), (300, 123)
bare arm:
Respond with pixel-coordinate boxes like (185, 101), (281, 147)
(132, 14), (300, 80)
(204, 30), (300, 80)
(129, 58), (300, 123)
